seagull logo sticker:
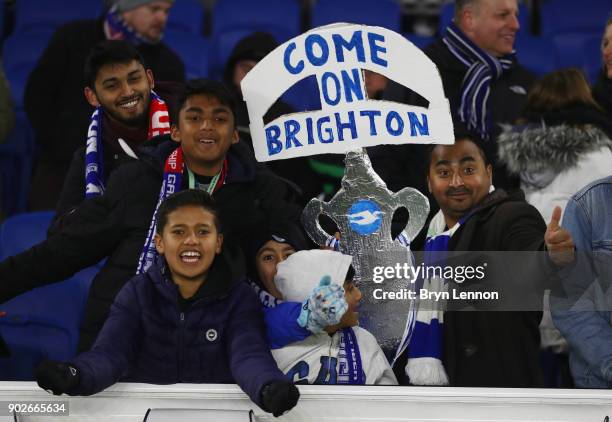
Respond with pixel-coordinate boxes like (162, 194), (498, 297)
(348, 199), (383, 235)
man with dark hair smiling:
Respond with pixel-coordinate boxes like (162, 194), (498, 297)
(51, 40), (176, 232)
(401, 129), (575, 387)
(0, 79), (301, 352)
(24, 0), (184, 210)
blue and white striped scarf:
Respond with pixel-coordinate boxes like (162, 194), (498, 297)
(398, 185), (494, 385)
(253, 282), (365, 384)
(401, 210), (462, 385)
(442, 21), (516, 140)
(84, 91), (169, 199)
(104, 5), (153, 45)
(84, 109), (105, 198)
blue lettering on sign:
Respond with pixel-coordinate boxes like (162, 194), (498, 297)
(317, 116), (334, 143)
(305, 34), (329, 67)
(265, 125), (282, 155)
(334, 111), (357, 141)
(262, 109), (431, 157)
(321, 69), (364, 106)
(284, 120), (303, 149)
(368, 32), (388, 67)
(348, 199), (383, 235)
(386, 111), (404, 136)
(408, 112), (429, 136)
(332, 31), (365, 63)
(360, 110), (382, 135)
(341, 68), (364, 103)
(283, 30), (389, 77)
(321, 72), (341, 106)
(283, 42), (304, 75)
(305, 117), (315, 144)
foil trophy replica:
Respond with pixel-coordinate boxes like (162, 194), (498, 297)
(241, 23), (455, 362)
(301, 148), (429, 357)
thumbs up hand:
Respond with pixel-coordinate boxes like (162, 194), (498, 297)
(544, 206), (575, 267)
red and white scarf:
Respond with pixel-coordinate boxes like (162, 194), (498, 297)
(136, 147), (227, 274)
(85, 91), (170, 198)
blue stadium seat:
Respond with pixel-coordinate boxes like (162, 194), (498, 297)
(0, 112), (35, 217)
(212, 0), (300, 42)
(552, 31), (603, 69)
(540, 0), (610, 36)
(0, 212), (97, 380)
(164, 30), (210, 79)
(515, 34), (558, 77)
(581, 35), (605, 84)
(209, 0), (300, 79)
(0, 211), (54, 260)
(438, 2), (529, 35)
(311, 0), (402, 33)
(404, 33), (435, 50)
(15, 0), (102, 34)
(2, 31), (54, 110)
(540, 0), (609, 69)
(209, 28), (265, 80)
(166, 0), (205, 35)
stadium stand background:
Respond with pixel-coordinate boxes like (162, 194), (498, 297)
(0, 0), (610, 380)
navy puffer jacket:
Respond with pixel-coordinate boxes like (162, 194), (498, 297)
(70, 245), (286, 407)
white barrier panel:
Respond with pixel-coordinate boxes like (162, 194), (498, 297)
(0, 382), (610, 422)
(144, 408), (253, 422)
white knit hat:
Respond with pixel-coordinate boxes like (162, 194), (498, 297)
(274, 250), (353, 302)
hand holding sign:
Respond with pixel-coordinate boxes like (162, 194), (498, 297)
(545, 206), (575, 267)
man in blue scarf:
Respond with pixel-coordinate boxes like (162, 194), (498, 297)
(383, 0), (535, 194)
(399, 129), (575, 387)
(24, 0), (184, 211)
(49, 40), (175, 235)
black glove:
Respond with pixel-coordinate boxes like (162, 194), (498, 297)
(35, 360), (80, 395)
(261, 380), (300, 417)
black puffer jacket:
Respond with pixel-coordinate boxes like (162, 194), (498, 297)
(443, 189), (547, 387)
(0, 136), (301, 351)
(593, 70), (612, 121)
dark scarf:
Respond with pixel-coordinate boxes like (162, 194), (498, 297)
(592, 70), (612, 120)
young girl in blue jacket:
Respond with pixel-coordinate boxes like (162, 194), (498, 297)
(35, 190), (299, 417)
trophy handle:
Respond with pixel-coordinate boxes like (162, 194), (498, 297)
(301, 198), (336, 247)
(393, 187), (430, 243)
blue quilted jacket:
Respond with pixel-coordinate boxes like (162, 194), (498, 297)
(70, 246), (286, 406)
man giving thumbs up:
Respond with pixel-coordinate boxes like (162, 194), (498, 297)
(545, 206), (575, 267)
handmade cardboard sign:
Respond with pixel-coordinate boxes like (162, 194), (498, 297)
(241, 23), (454, 162)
